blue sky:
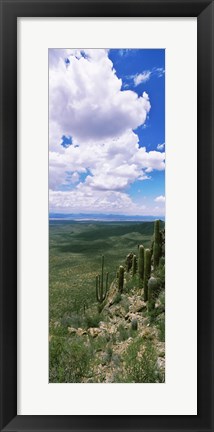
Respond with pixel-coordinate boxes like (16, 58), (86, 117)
(49, 48), (165, 216)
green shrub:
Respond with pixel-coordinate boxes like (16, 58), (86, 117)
(84, 313), (102, 328)
(113, 292), (122, 304)
(49, 336), (91, 383)
(111, 333), (117, 344)
(112, 353), (121, 367)
(129, 327), (138, 339)
(120, 297), (130, 313)
(120, 337), (164, 383)
(125, 275), (138, 293)
(118, 324), (129, 341)
(65, 312), (84, 329)
(93, 334), (109, 352)
(106, 346), (113, 360)
(102, 345), (113, 365)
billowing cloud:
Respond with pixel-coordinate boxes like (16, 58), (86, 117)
(49, 49), (151, 145)
(49, 49), (165, 214)
(49, 130), (165, 191)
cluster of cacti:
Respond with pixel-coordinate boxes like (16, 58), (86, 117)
(118, 265), (124, 293)
(143, 248), (151, 301)
(95, 255), (108, 303)
(94, 219), (164, 314)
(138, 245), (144, 289)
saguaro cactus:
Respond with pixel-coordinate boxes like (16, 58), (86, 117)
(148, 276), (159, 313)
(143, 248), (151, 301)
(96, 255), (108, 303)
(138, 245), (144, 289)
(131, 318), (138, 331)
(118, 265), (124, 293)
(153, 219), (161, 269)
(132, 254), (137, 277)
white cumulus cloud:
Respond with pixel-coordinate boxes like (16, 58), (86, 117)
(49, 49), (151, 146)
(49, 49), (165, 215)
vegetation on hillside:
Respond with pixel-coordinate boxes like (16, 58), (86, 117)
(49, 220), (165, 383)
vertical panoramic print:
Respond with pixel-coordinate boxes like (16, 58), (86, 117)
(49, 49), (165, 383)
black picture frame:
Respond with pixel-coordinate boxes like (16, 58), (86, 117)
(0, 0), (213, 431)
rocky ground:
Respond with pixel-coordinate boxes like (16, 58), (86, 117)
(66, 273), (165, 383)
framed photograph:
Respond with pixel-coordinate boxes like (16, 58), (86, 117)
(0, 0), (213, 431)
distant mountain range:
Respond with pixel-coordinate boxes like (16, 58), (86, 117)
(49, 213), (165, 222)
